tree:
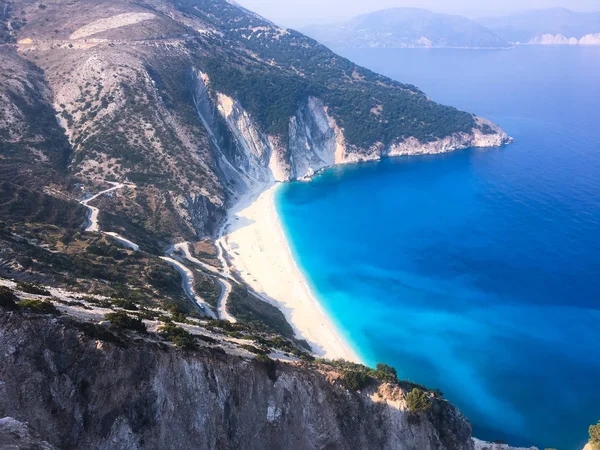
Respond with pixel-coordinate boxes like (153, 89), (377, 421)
(342, 370), (370, 391)
(105, 311), (147, 333)
(405, 388), (432, 413)
(374, 363), (398, 383)
(19, 299), (60, 315)
(158, 324), (196, 350)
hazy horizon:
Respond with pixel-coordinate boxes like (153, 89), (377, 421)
(235, 0), (600, 28)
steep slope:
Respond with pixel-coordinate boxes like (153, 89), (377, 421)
(301, 8), (510, 49)
(0, 309), (475, 450)
(479, 8), (600, 45)
(7, 0), (510, 210)
(0, 0), (510, 351)
(0, 1), (517, 448)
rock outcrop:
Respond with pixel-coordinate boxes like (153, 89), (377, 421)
(0, 311), (475, 450)
(472, 437), (538, 450)
(0, 417), (57, 450)
(194, 73), (511, 193)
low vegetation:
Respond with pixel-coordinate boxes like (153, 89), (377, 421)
(226, 286), (295, 338)
(405, 388), (432, 413)
(320, 359), (439, 397)
(104, 311), (147, 333)
(19, 299), (60, 315)
(342, 370), (371, 391)
(17, 282), (51, 296)
(158, 323), (197, 350)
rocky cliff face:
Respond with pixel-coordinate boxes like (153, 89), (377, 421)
(195, 73), (511, 192)
(0, 311), (475, 450)
(472, 438), (538, 450)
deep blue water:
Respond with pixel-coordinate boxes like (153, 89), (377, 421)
(276, 47), (600, 450)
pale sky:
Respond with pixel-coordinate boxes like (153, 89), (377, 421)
(236, 0), (600, 28)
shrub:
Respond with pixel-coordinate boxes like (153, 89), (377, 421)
(0, 287), (18, 310)
(73, 321), (122, 345)
(17, 282), (51, 296)
(196, 334), (217, 344)
(405, 388), (432, 413)
(111, 298), (138, 311)
(105, 311), (147, 333)
(19, 299), (60, 315)
(590, 421), (600, 450)
(342, 370), (371, 391)
(373, 363), (398, 383)
(240, 344), (267, 355)
(158, 324), (196, 350)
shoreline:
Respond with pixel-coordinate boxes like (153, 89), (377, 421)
(219, 183), (361, 363)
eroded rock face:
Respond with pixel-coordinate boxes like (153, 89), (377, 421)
(288, 97), (338, 180)
(193, 73), (511, 193)
(0, 311), (474, 450)
(387, 117), (512, 157)
(0, 417), (57, 450)
(185, 192), (221, 237)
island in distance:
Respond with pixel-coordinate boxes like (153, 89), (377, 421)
(301, 7), (600, 48)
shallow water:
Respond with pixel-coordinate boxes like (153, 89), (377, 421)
(277, 46), (600, 449)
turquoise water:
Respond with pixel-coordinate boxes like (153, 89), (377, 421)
(276, 47), (600, 450)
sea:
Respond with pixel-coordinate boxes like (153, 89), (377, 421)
(276, 46), (600, 450)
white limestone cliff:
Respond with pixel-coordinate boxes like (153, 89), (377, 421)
(193, 71), (511, 195)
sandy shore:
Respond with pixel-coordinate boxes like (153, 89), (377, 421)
(220, 183), (361, 362)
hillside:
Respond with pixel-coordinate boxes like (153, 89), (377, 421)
(0, 0), (513, 447)
(301, 8), (510, 49)
(0, 307), (478, 449)
(479, 8), (600, 45)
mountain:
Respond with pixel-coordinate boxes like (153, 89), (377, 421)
(0, 0), (511, 447)
(478, 8), (600, 45)
(300, 8), (510, 49)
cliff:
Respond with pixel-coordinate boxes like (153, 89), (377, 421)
(0, 1), (515, 447)
(195, 72), (511, 189)
(0, 310), (475, 450)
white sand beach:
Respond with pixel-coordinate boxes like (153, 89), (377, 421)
(219, 183), (361, 363)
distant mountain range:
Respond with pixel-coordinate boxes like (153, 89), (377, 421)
(479, 8), (600, 45)
(301, 8), (510, 49)
(301, 7), (600, 49)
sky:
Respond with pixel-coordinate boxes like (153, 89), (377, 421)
(235, 0), (600, 28)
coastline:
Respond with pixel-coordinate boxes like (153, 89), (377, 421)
(219, 183), (361, 363)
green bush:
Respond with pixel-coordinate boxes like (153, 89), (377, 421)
(19, 299), (60, 315)
(105, 311), (147, 333)
(158, 323), (196, 350)
(111, 298), (138, 311)
(590, 421), (600, 450)
(0, 286), (18, 310)
(373, 363), (398, 383)
(405, 388), (432, 413)
(342, 370), (371, 391)
(17, 282), (51, 296)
